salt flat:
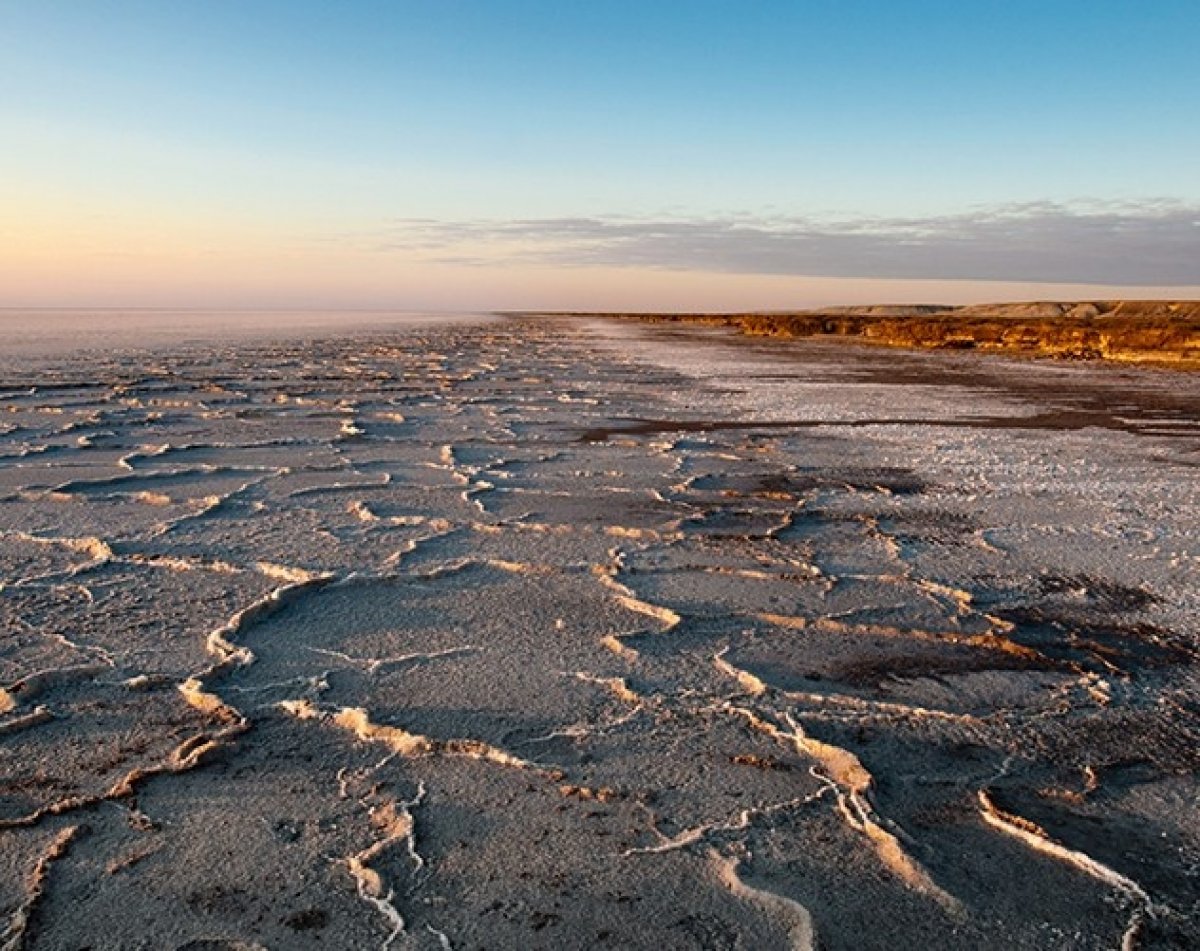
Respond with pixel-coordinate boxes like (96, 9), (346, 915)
(1, 313), (1197, 949)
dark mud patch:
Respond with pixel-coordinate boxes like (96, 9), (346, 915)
(994, 608), (1195, 673)
(687, 466), (927, 497)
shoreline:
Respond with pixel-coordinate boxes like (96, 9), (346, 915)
(512, 300), (1200, 369)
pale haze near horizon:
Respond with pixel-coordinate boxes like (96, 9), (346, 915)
(3, 1), (1198, 312)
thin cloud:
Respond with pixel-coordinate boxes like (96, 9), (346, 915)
(373, 201), (1200, 285)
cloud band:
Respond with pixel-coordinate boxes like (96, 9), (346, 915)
(375, 201), (1200, 286)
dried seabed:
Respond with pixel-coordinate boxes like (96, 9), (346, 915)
(0, 317), (1197, 949)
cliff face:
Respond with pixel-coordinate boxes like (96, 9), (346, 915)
(639, 301), (1200, 367)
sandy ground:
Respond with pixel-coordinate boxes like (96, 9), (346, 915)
(0, 314), (1197, 949)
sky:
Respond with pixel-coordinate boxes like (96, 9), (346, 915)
(2, 0), (1199, 311)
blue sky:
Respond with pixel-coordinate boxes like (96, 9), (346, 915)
(3, 1), (1199, 308)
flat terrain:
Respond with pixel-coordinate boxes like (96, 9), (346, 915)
(543, 301), (1200, 367)
(1, 314), (1197, 949)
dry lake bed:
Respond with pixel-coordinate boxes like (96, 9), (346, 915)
(1, 313), (1197, 949)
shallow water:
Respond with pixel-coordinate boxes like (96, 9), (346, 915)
(0, 314), (1196, 949)
(0, 309), (490, 355)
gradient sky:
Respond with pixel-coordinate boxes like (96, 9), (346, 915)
(3, 1), (1199, 310)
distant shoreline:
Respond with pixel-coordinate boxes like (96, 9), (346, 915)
(515, 301), (1200, 369)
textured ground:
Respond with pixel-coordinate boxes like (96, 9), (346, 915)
(0, 314), (1197, 949)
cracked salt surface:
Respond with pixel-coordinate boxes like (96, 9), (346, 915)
(0, 313), (1197, 949)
